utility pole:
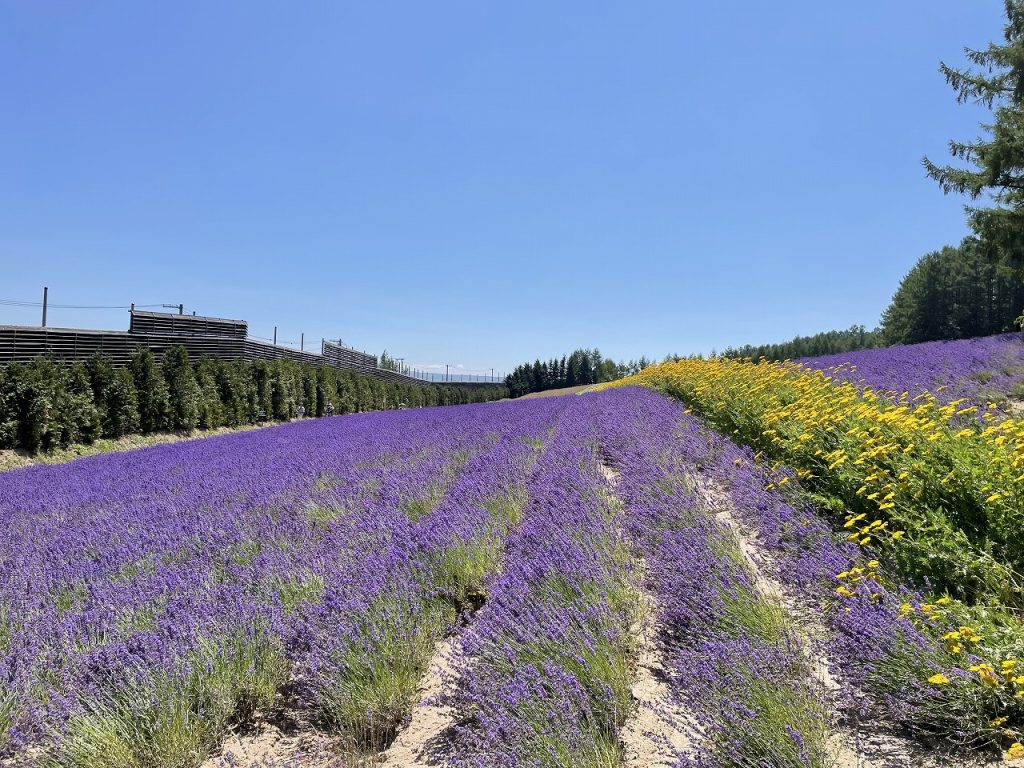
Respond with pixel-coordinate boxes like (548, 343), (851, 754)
(273, 327), (277, 346)
(445, 364), (449, 382)
(41, 286), (48, 327)
(301, 333), (304, 352)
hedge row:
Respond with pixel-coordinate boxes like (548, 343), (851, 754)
(0, 346), (507, 453)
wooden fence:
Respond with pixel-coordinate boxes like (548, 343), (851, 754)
(0, 323), (499, 388)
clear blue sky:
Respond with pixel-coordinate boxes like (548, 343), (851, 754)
(0, 2), (1003, 375)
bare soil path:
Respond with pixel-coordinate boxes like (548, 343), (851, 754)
(378, 634), (461, 767)
(689, 471), (1003, 768)
(600, 463), (696, 768)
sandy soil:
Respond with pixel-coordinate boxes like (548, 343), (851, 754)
(600, 462), (697, 767)
(199, 725), (340, 768)
(378, 634), (461, 767)
(619, 600), (694, 768)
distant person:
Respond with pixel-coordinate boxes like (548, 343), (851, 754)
(257, 408), (266, 424)
(326, 402), (335, 416)
(296, 404), (305, 419)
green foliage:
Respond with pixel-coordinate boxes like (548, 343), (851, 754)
(720, 325), (883, 362)
(193, 358), (225, 430)
(311, 593), (454, 753)
(0, 351), (505, 454)
(161, 347), (201, 432)
(103, 368), (140, 438)
(130, 348), (170, 434)
(506, 349), (646, 398)
(0, 359), (104, 452)
(48, 630), (287, 768)
(881, 238), (1024, 345)
(924, 1), (1024, 269)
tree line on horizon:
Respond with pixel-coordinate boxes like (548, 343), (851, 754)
(504, 349), (651, 398)
(0, 347), (505, 454)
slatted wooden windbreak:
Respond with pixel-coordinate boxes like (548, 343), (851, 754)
(129, 310), (248, 338)
(0, 310), (507, 388)
(0, 323), (434, 387)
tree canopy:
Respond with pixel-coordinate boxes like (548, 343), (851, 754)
(719, 326), (883, 362)
(924, 0), (1024, 268)
(880, 238), (1024, 344)
(504, 349), (650, 398)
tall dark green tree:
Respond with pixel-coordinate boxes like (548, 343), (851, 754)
(103, 368), (140, 438)
(162, 346), (201, 432)
(881, 238), (1024, 344)
(924, 1), (1024, 269)
(130, 347), (170, 433)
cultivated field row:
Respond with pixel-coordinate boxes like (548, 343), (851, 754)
(1, 372), (1021, 765)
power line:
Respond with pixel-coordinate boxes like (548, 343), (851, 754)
(0, 298), (168, 309)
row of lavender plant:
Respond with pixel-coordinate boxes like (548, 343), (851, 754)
(448, 396), (642, 768)
(714, 431), (1024, 750)
(289, 401), (556, 756)
(600, 386), (1022, 755)
(590, 387), (831, 767)
(0, 400), (565, 766)
(798, 332), (1024, 405)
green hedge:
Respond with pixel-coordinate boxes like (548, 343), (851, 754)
(0, 346), (506, 454)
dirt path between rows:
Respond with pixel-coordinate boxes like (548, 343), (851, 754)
(689, 472), (1003, 768)
(600, 463), (695, 768)
(618, 597), (694, 767)
(199, 631), (466, 768)
(378, 635), (460, 767)
(198, 716), (338, 768)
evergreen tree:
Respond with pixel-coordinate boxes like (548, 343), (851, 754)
(66, 361), (102, 444)
(103, 368), (140, 438)
(881, 238), (1024, 344)
(194, 357), (226, 430)
(0, 366), (15, 448)
(924, 1), (1024, 269)
(130, 347), (170, 433)
(162, 346), (201, 432)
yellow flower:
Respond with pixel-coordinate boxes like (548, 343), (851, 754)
(1005, 742), (1024, 761)
(835, 585), (855, 598)
(935, 597), (951, 605)
(992, 716), (1009, 727)
(891, 531), (905, 540)
(928, 673), (950, 685)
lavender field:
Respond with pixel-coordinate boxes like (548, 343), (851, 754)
(799, 332), (1024, 406)
(0, 386), (1018, 767)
